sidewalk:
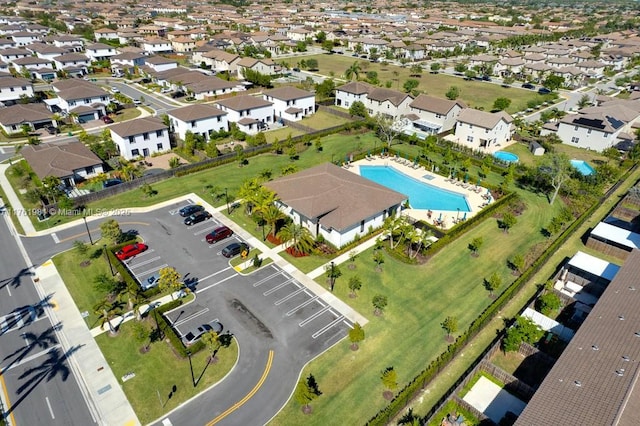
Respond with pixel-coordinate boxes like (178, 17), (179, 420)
(0, 163), (36, 235)
(35, 260), (139, 426)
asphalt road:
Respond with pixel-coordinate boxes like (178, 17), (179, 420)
(20, 203), (351, 425)
(0, 212), (95, 426)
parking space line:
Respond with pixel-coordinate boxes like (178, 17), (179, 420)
(193, 222), (221, 236)
(51, 233), (59, 243)
(173, 308), (210, 328)
(135, 264), (168, 278)
(252, 271), (284, 287)
(126, 249), (155, 261)
(298, 305), (332, 326)
(262, 278), (295, 296)
(274, 287), (308, 306)
(311, 315), (344, 339)
(195, 274), (236, 293)
(285, 296), (319, 316)
(128, 256), (161, 269)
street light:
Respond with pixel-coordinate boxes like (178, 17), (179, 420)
(225, 187), (230, 214)
(103, 244), (115, 276)
(330, 261), (336, 292)
(82, 215), (93, 245)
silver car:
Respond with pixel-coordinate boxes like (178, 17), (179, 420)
(182, 322), (223, 346)
(140, 273), (160, 291)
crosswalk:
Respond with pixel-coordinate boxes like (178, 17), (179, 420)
(0, 306), (37, 335)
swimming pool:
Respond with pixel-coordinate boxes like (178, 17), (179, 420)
(493, 151), (519, 163)
(570, 159), (596, 176)
(359, 166), (471, 212)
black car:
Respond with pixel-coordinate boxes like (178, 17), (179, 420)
(103, 178), (122, 188)
(481, 75), (492, 81)
(522, 83), (536, 90)
(44, 125), (58, 135)
(184, 210), (211, 226)
(538, 87), (552, 94)
(179, 204), (204, 217)
(221, 242), (249, 258)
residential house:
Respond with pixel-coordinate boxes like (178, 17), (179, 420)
(142, 38), (173, 55)
(286, 28), (313, 42)
(265, 163), (406, 248)
(11, 31), (41, 46)
(263, 86), (315, 122)
(10, 56), (52, 77)
(110, 51), (146, 75)
(186, 77), (237, 100)
(167, 104), (228, 141)
(109, 117), (170, 160)
(20, 141), (104, 188)
(94, 28), (119, 42)
(52, 53), (90, 77)
(364, 87), (413, 118)
(0, 38), (16, 49)
(0, 48), (29, 63)
(347, 37), (388, 55)
(216, 95), (274, 134)
(47, 34), (84, 51)
(84, 43), (118, 61)
(171, 36), (197, 54)
(0, 76), (33, 103)
(48, 80), (110, 122)
(236, 57), (279, 79)
(143, 56), (178, 73)
(335, 81), (372, 109)
(0, 103), (54, 134)
(26, 43), (68, 61)
(454, 109), (514, 150)
(406, 95), (467, 135)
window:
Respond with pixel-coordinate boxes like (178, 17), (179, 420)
(128, 136), (135, 144)
(156, 130), (163, 137)
(143, 132), (149, 140)
(574, 126), (578, 131)
(467, 136), (473, 143)
(604, 132), (609, 138)
(587, 129), (591, 134)
(131, 149), (139, 156)
(85, 166), (94, 174)
(571, 136), (580, 144)
(217, 116), (221, 122)
(191, 121), (196, 128)
(157, 143), (163, 150)
(360, 220), (365, 233)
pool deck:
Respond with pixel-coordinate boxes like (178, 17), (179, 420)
(348, 156), (491, 230)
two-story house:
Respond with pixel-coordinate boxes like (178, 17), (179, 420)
(94, 28), (119, 42)
(48, 80), (110, 122)
(11, 31), (41, 46)
(407, 95), (467, 135)
(454, 109), (513, 151)
(236, 57), (279, 79)
(109, 117), (170, 160)
(216, 95), (274, 135)
(0, 76), (33, 103)
(263, 86), (315, 122)
(142, 38), (173, 55)
(52, 53), (90, 77)
(335, 81), (372, 109)
(110, 51), (146, 76)
(84, 43), (118, 61)
(168, 104), (229, 141)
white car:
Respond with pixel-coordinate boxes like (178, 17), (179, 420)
(133, 99), (141, 105)
(111, 87), (120, 93)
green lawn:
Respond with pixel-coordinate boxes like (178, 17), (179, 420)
(95, 319), (238, 424)
(501, 141), (608, 168)
(299, 109), (351, 130)
(279, 250), (333, 274)
(295, 53), (546, 113)
(271, 189), (565, 425)
(265, 127), (305, 143)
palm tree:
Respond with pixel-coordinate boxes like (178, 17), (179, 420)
(277, 222), (315, 255)
(121, 281), (145, 320)
(383, 215), (410, 249)
(237, 177), (262, 215)
(260, 204), (285, 240)
(406, 228), (433, 259)
(344, 61), (361, 81)
(94, 299), (124, 335)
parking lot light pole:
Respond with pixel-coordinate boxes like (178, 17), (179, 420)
(103, 244), (115, 276)
(225, 187), (230, 214)
(330, 261), (335, 292)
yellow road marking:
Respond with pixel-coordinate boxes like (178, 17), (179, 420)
(51, 299), (58, 310)
(0, 371), (17, 426)
(57, 222), (149, 243)
(42, 260), (52, 266)
(207, 350), (274, 425)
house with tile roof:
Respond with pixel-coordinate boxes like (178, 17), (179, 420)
(407, 95), (467, 135)
(167, 104), (228, 142)
(0, 76), (33, 103)
(454, 109), (514, 151)
(143, 55), (178, 73)
(48, 79), (110, 122)
(20, 141), (104, 187)
(265, 163), (406, 248)
(236, 57), (279, 79)
(186, 77), (237, 100)
(263, 86), (315, 122)
(109, 117), (169, 160)
(334, 80), (412, 118)
(216, 95), (273, 134)
(0, 103), (54, 134)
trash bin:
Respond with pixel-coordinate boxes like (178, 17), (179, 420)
(68, 131), (72, 136)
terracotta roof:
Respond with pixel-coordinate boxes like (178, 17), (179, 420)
(515, 249), (640, 426)
(109, 117), (167, 138)
(216, 95), (272, 111)
(457, 108), (512, 129)
(409, 95), (467, 114)
(263, 86), (314, 101)
(21, 141), (102, 180)
(168, 104), (227, 121)
(265, 163), (406, 231)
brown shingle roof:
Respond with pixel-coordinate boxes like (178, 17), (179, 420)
(168, 104), (227, 121)
(263, 86), (314, 101)
(457, 108), (512, 129)
(0, 103), (52, 125)
(21, 141), (102, 180)
(515, 249), (640, 426)
(336, 81), (373, 95)
(409, 95), (467, 114)
(265, 163), (406, 231)
(216, 95), (272, 111)
(367, 87), (412, 107)
(109, 117), (167, 138)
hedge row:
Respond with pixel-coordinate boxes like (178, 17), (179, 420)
(365, 183), (607, 425)
(152, 297), (205, 357)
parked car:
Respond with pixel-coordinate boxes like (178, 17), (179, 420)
(481, 75), (492, 82)
(206, 226), (233, 244)
(44, 125), (58, 135)
(133, 99), (142, 105)
(182, 322), (223, 346)
(115, 243), (148, 260)
(538, 87), (552, 94)
(221, 242), (249, 258)
(111, 86), (120, 93)
(184, 210), (211, 226)
(522, 83), (536, 90)
(102, 115), (114, 124)
(179, 204), (204, 217)
(140, 272), (160, 291)
(102, 178), (122, 188)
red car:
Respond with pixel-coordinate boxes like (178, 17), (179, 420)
(115, 243), (148, 260)
(102, 115), (114, 124)
(205, 226), (233, 244)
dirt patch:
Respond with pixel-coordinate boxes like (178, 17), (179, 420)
(383, 390), (394, 400)
(79, 260), (91, 267)
(145, 152), (183, 170)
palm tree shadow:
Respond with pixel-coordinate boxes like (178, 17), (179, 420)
(0, 267), (34, 291)
(8, 345), (83, 415)
(1, 323), (61, 371)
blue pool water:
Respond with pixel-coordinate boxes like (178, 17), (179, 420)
(571, 159), (596, 176)
(493, 151), (519, 163)
(359, 166), (471, 212)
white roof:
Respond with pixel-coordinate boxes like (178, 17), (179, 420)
(590, 222), (640, 250)
(522, 308), (575, 342)
(568, 250), (620, 281)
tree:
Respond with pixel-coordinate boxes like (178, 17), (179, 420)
(348, 275), (362, 297)
(100, 219), (121, 244)
(306, 59), (319, 71)
(493, 97), (512, 111)
(314, 78), (335, 99)
(484, 272), (502, 298)
(577, 94), (591, 109)
(383, 215), (411, 249)
(509, 253), (525, 275)
(260, 204), (285, 240)
(348, 101), (367, 118)
(348, 322), (365, 350)
(321, 39), (334, 53)
(409, 64), (422, 77)
(202, 330), (221, 363)
(536, 293), (562, 315)
(94, 298), (124, 335)
(294, 374), (322, 413)
(441, 316), (458, 341)
(445, 86), (460, 100)
(468, 236), (484, 256)
(375, 113), (404, 147)
(73, 240), (89, 257)
(502, 316), (545, 352)
(402, 78), (419, 93)
(542, 153), (573, 204)
(500, 212), (517, 233)
(158, 266), (182, 299)
(380, 366), (397, 399)
(324, 263), (342, 292)
(132, 321), (151, 352)
(277, 222), (315, 255)
(372, 294), (388, 315)
(344, 61), (361, 81)
(430, 62), (441, 73)
(543, 75), (565, 91)
(454, 63), (468, 74)
(93, 273), (120, 295)
(373, 250), (385, 271)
